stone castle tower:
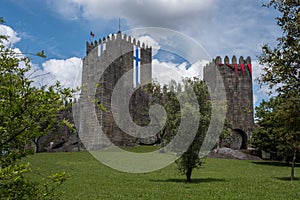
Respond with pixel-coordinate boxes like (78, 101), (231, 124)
(77, 31), (254, 150)
(204, 56), (254, 149)
(78, 31), (152, 150)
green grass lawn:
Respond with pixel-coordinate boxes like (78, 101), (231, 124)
(25, 146), (300, 200)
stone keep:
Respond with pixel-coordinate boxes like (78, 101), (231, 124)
(78, 30), (254, 150)
(204, 56), (254, 149)
(78, 32), (152, 150)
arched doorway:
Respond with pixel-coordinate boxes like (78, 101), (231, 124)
(233, 129), (248, 149)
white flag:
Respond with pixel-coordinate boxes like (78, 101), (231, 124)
(133, 45), (141, 87)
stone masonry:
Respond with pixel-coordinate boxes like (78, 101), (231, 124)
(77, 31), (152, 150)
(204, 56), (254, 149)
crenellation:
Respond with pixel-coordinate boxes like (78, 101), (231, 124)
(117, 31), (121, 39)
(246, 56), (251, 63)
(224, 55), (230, 65)
(86, 32), (150, 55)
(83, 32), (254, 151)
(80, 32), (153, 149)
(204, 55), (254, 149)
(216, 56), (222, 65)
(232, 55), (237, 64)
(239, 56), (244, 64)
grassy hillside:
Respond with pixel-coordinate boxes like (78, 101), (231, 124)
(25, 146), (300, 200)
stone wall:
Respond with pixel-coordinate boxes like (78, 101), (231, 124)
(36, 101), (82, 152)
(204, 56), (254, 149)
(78, 32), (153, 150)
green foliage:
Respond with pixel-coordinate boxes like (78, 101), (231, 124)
(175, 78), (211, 182)
(36, 50), (46, 58)
(258, 0), (300, 95)
(251, 95), (300, 179)
(0, 44), (74, 163)
(0, 19), (73, 198)
(251, 98), (281, 153)
(0, 163), (69, 199)
(255, 0), (300, 180)
(216, 119), (232, 149)
(147, 78), (211, 182)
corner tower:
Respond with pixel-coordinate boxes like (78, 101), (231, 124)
(79, 31), (152, 150)
(204, 56), (254, 149)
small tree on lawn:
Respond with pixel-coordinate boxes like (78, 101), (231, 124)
(175, 78), (211, 183)
(148, 78), (211, 182)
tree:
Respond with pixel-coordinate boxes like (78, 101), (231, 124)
(0, 20), (73, 198)
(216, 119), (232, 150)
(175, 78), (211, 183)
(274, 95), (300, 179)
(251, 95), (300, 180)
(254, 0), (300, 180)
(258, 0), (300, 96)
(250, 98), (282, 155)
(147, 78), (211, 182)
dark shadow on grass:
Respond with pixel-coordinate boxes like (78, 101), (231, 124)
(150, 178), (226, 184)
(274, 177), (300, 181)
(252, 161), (300, 167)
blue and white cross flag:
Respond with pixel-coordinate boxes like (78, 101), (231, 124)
(98, 43), (106, 61)
(133, 45), (141, 87)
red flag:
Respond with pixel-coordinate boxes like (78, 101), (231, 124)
(234, 64), (238, 75)
(240, 64), (245, 75)
(247, 63), (252, 76)
(90, 31), (95, 38)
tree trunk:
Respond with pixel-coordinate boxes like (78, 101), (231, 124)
(34, 137), (40, 153)
(186, 167), (192, 183)
(217, 139), (221, 151)
(291, 149), (297, 181)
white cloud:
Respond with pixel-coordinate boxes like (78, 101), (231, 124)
(137, 35), (160, 55)
(48, 0), (216, 26)
(35, 57), (82, 89)
(0, 24), (21, 47)
(47, 0), (280, 59)
(251, 60), (277, 107)
(152, 59), (208, 86)
(0, 24), (82, 90)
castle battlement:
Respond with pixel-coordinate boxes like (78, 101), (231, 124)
(207, 55), (252, 77)
(203, 55), (254, 149)
(80, 31), (153, 150)
(86, 31), (151, 55)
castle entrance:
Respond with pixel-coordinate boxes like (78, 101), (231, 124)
(232, 129), (248, 149)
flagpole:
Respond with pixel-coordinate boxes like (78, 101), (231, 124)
(90, 31), (92, 43)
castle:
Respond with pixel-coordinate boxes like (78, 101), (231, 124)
(78, 31), (153, 150)
(76, 32), (254, 151)
(204, 56), (254, 149)
(35, 32), (254, 152)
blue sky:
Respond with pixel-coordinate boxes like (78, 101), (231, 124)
(0, 0), (281, 107)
